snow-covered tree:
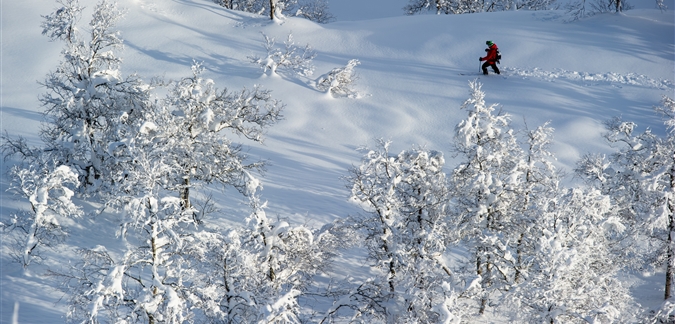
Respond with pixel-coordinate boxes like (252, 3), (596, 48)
(590, 0), (627, 13)
(220, 0), (266, 12)
(269, 0), (280, 20)
(659, 96), (675, 301)
(564, 0), (630, 21)
(3, 163), (82, 268)
(515, 0), (557, 10)
(294, 0), (335, 23)
(166, 180), (341, 323)
(249, 32), (316, 77)
(656, 0), (668, 11)
(316, 59), (360, 98)
(233, 192), (331, 322)
(405, 0), (454, 14)
(507, 188), (638, 323)
(32, 0), (152, 194)
(58, 120), (200, 323)
(155, 61), (283, 211)
(333, 140), (461, 323)
(508, 122), (561, 284)
(448, 81), (524, 315)
(574, 120), (654, 267)
(564, 0), (590, 20)
(213, 0), (333, 23)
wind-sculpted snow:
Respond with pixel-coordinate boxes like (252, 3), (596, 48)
(503, 66), (674, 90)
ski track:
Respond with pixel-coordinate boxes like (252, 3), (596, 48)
(502, 66), (674, 90)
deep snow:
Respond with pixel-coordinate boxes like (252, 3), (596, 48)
(1, 0), (673, 322)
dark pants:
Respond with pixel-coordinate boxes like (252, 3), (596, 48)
(482, 62), (500, 75)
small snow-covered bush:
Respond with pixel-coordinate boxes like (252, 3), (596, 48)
(316, 59), (360, 98)
(249, 32), (316, 77)
(295, 0), (335, 23)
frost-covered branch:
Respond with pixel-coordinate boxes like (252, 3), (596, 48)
(41, 0), (83, 43)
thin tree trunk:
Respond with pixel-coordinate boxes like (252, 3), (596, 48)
(368, 192), (396, 293)
(665, 164), (675, 300)
(149, 220), (159, 324)
(180, 175), (191, 210)
(667, 229), (673, 300)
(383, 219), (395, 292)
(269, 0), (275, 20)
(479, 297), (487, 315)
(269, 258), (276, 282)
(514, 233), (525, 283)
(476, 252), (487, 314)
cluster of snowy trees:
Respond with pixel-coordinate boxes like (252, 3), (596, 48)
(209, 0), (667, 23)
(404, 0), (558, 15)
(404, 0), (666, 20)
(322, 82), (675, 323)
(2, 0), (328, 322)
(3, 0), (675, 323)
(212, 0), (334, 23)
(210, 0), (669, 21)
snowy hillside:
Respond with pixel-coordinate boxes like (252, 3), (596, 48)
(1, 0), (673, 322)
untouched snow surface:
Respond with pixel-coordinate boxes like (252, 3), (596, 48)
(1, 0), (674, 322)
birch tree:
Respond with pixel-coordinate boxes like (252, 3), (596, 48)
(159, 61), (283, 210)
(333, 140), (461, 323)
(37, 0), (152, 193)
(448, 81), (523, 315)
(507, 188), (638, 323)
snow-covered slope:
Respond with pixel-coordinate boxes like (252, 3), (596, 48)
(1, 0), (673, 322)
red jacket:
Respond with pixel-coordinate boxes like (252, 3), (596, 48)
(481, 44), (499, 64)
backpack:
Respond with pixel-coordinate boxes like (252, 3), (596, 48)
(485, 47), (502, 64)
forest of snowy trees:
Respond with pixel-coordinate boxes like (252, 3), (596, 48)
(1, 0), (674, 323)
(212, 0), (667, 22)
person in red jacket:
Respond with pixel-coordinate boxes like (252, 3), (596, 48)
(480, 40), (500, 75)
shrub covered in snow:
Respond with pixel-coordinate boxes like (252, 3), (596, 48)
(249, 32), (316, 77)
(316, 59), (360, 98)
